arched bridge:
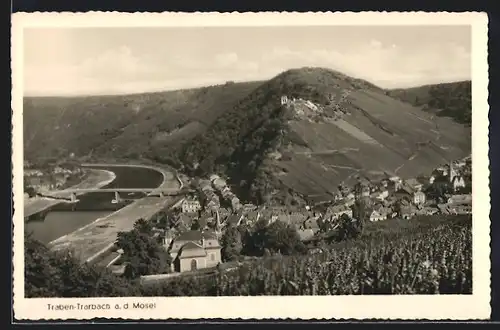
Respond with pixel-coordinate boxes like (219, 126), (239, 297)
(45, 187), (191, 203)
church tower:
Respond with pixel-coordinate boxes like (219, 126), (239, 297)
(214, 209), (222, 238)
(449, 161), (456, 183)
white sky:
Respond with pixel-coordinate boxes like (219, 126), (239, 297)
(23, 26), (471, 96)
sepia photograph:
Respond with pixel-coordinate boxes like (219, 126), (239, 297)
(12, 12), (490, 320)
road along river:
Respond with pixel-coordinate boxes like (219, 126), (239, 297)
(26, 164), (183, 263)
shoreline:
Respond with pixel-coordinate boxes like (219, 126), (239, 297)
(48, 163), (183, 263)
(24, 169), (117, 217)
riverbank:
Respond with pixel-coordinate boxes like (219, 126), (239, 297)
(24, 169), (116, 218)
(48, 164), (183, 264)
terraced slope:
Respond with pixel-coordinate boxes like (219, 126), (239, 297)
(180, 68), (471, 204)
(386, 80), (472, 125)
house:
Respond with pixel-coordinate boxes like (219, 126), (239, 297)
(405, 178), (423, 192)
(280, 95), (288, 105)
(197, 213), (213, 230)
(416, 206), (439, 216)
(354, 179), (371, 197)
(424, 176), (434, 185)
(369, 210), (387, 222)
(226, 211), (245, 227)
(242, 203), (256, 212)
(231, 196), (242, 211)
(447, 194), (472, 205)
(212, 178), (227, 191)
(168, 230), (222, 273)
(413, 191), (427, 205)
(388, 175), (402, 190)
(245, 210), (260, 225)
(332, 191), (343, 202)
(297, 229), (315, 242)
(451, 175), (466, 192)
(181, 200), (201, 214)
(288, 211), (308, 225)
(451, 205), (472, 215)
(372, 189), (389, 201)
(345, 192), (355, 200)
(209, 174), (220, 183)
(399, 205), (416, 220)
(177, 213), (195, 230)
(326, 204), (353, 220)
(303, 217), (320, 231)
(162, 230), (176, 250)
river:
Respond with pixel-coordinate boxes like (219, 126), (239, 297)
(25, 166), (164, 244)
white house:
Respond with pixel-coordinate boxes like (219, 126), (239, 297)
(181, 200), (201, 214)
(452, 175), (466, 192)
(413, 191), (427, 205)
(373, 189), (389, 201)
(209, 174), (220, 183)
(369, 210), (387, 222)
(280, 95), (288, 105)
(326, 204), (353, 221)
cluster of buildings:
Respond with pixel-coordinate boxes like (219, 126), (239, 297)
(24, 164), (84, 194)
(280, 94), (348, 122)
(163, 229), (222, 273)
(110, 156), (472, 276)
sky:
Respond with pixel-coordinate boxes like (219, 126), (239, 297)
(23, 26), (471, 96)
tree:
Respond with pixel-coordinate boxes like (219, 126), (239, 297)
(191, 220), (201, 231)
(116, 219), (171, 279)
(221, 225), (243, 261)
(337, 213), (363, 241)
(245, 219), (306, 256)
(271, 221), (306, 255)
(133, 218), (153, 234)
(24, 233), (138, 298)
(427, 181), (451, 203)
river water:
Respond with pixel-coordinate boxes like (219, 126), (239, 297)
(25, 166), (164, 244)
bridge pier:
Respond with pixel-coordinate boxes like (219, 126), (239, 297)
(70, 193), (77, 202)
(114, 191), (121, 203)
(159, 191), (164, 198)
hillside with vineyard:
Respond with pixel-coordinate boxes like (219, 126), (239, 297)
(180, 68), (471, 205)
(25, 214), (472, 297)
(386, 80), (472, 126)
(24, 68), (471, 205)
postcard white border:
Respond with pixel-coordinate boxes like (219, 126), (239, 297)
(12, 11), (490, 320)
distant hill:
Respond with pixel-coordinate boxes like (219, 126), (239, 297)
(23, 81), (262, 163)
(386, 81), (472, 126)
(24, 68), (471, 205)
(179, 68), (471, 204)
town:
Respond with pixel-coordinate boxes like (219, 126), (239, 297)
(23, 160), (86, 198)
(104, 154), (472, 279)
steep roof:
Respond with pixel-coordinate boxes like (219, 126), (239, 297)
(178, 242), (207, 259)
(406, 178), (421, 187)
(175, 229), (217, 242)
(227, 211), (244, 225)
(297, 229), (315, 241)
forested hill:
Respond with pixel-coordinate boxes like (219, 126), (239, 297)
(24, 68), (471, 205)
(179, 68), (471, 205)
(23, 81), (262, 163)
(386, 81), (472, 126)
